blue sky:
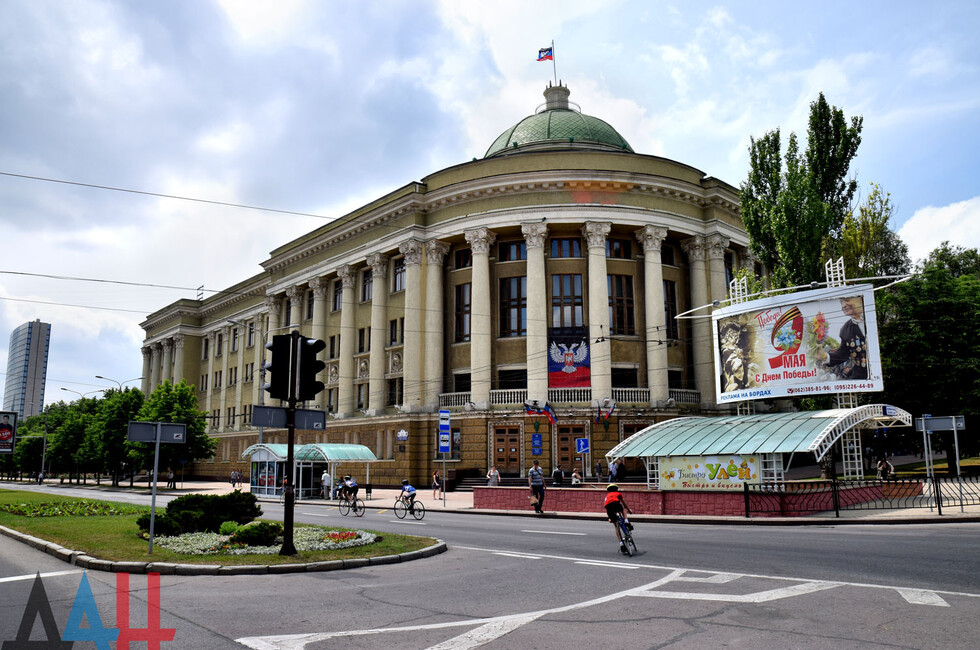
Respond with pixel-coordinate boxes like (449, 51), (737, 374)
(1, 0), (978, 405)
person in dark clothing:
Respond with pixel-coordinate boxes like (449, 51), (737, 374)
(528, 460), (545, 514)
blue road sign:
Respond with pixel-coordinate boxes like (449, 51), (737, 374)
(575, 437), (590, 453)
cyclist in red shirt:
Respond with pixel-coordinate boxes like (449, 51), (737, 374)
(603, 484), (634, 554)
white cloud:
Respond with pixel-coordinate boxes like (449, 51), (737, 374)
(898, 197), (980, 264)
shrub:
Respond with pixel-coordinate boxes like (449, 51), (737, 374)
(136, 491), (262, 535)
(230, 521), (282, 547)
(219, 520), (239, 535)
(136, 512), (180, 537)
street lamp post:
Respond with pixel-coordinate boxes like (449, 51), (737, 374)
(95, 375), (144, 391)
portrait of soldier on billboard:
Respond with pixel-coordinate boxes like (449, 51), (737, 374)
(0, 411), (16, 454)
(822, 296), (868, 380)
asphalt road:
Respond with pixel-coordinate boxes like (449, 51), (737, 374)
(2, 486), (979, 649)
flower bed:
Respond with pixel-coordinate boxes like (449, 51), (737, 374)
(152, 526), (377, 556)
(0, 501), (147, 517)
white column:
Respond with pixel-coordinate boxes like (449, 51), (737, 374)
(160, 339), (173, 385)
(141, 348), (152, 394)
(309, 277), (328, 410)
(637, 226), (669, 405)
(172, 334), (185, 385)
(366, 254), (389, 414)
(522, 222), (548, 404)
(424, 241), (450, 409)
(234, 328), (245, 428)
(682, 235), (714, 407)
(465, 228), (496, 408)
(337, 265), (357, 417)
(251, 316), (263, 408)
(205, 332), (216, 414)
(150, 344), (162, 390)
(400, 240), (424, 411)
(286, 286), (303, 331)
(583, 221), (612, 402)
(219, 326), (230, 431)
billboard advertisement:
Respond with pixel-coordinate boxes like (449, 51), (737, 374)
(659, 455), (761, 490)
(0, 411), (17, 454)
(713, 285), (882, 403)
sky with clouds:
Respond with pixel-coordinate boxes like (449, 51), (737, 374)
(1, 0), (978, 407)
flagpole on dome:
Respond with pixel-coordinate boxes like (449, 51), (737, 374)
(551, 39), (557, 85)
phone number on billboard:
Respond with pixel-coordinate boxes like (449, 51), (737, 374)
(785, 382), (876, 395)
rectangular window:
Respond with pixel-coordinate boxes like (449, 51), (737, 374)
(498, 241), (527, 262)
(228, 367), (237, 385)
(202, 337), (209, 359)
(454, 373), (471, 393)
(244, 363), (254, 382)
(497, 369), (527, 390)
(214, 370), (222, 388)
(389, 319), (399, 345)
(725, 251), (735, 288)
(243, 404), (252, 426)
(551, 274), (583, 327)
(550, 237), (582, 258)
(200, 374), (208, 391)
(306, 290), (315, 320)
(212, 409), (220, 430)
(392, 257), (406, 293)
(358, 328), (369, 354)
(455, 248), (472, 269)
(284, 301), (291, 326)
(226, 406), (236, 427)
(663, 280), (679, 340)
(608, 274), (636, 335)
(332, 280), (343, 311)
(399, 318), (404, 343)
(668, 369), (683, 389)
(216, 333), (223, 357)
(361, 269), (373, 302)
(612, 367), (639, 388)
(231, 328), (239, 352)
(455, 283), (471, 342)
(356, 383), (367, 410)
(661, 245), (676, 266)
(386, 378), (403, 407)
(329, 335), (339, 359)
(499, 276), (527, 337)
(247, 323), (255, 347)
(326, 388), (338, 413)
(606, 238), (632, 259)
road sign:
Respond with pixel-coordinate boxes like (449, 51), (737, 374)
(127, 421), (187, 444)
(439, 433), (451, 454)
(438, 409), (451, 432)
(915, 415), (965, 432)
(575, 437), (590, 453)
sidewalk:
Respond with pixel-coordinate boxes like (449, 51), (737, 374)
(9, 476), (979, 525)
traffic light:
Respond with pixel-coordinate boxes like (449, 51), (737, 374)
(263, 334), (292, 401)
(297, 336), (327, 401)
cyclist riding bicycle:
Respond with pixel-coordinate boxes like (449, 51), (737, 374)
(399, 479), (417, 511)
(340, 475), (358, 501)
(603, 484), (634, 555)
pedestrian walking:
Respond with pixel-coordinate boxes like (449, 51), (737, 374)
(486, 466), (500, 486)
(595, 459), (603, 481)
(528, 459), (545, 514)
(432, 470), (443, 499)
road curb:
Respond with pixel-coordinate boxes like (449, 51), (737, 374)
(0, 524), (447, 575)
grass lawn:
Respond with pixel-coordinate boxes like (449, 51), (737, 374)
(0, 489), (436, 566)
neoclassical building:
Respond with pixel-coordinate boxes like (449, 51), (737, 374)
(140, 83), (758, 484)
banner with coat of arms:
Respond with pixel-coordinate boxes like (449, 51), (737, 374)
(548, 327), (590, 388)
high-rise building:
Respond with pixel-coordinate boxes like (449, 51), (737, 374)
(3, 319), (51, 418)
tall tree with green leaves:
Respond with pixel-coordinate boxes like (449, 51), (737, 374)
(837, 183), (911, 279)
(87, 388), (144, 486)
(131, 380), (215, 475)
(740, 92), (863, 287)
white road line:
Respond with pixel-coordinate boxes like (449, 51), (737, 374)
(634, 580), (843, 603)
(391, 520), (426, 525)
(520, 529), (587, 536)
(492, 552), (541, 559)
(675, 572), (740, 584)
(896, 588), (949, 607)
(0, 570), (83, 584)
(304, 513), (331, 517)
(574, 561), (640, 570)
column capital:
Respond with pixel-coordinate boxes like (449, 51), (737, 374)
(399, 239), (424, 265)
(161, 339), (173, 352)
(264, 295), (281, 317)
(426, 240), (451, 265)
(173, 334), (185, 350)
(309, 276), (328, 298)
(521, 222), (548, 249)
(337, 264), (357, 289)
(142, 347), (152, 359)
(366, 253), (390, 278)
(681, 235), (707, 262)
(464, 227), (496, 254)
(581, 221), (612, 249)
(636, 225), (668, 253)
(285, 285), (303, 301)
(706, 233), (729, 260)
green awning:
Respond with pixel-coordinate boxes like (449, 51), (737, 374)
(241, 443), (378, 463)
(607, 404), (911, 462)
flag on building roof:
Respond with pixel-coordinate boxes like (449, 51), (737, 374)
(537, 47), (553, 61)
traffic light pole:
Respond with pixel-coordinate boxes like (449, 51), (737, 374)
(280, 330), (301, 556)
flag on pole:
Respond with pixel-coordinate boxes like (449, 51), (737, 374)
(537, 47), (553, 61)
(595, 404), (602, 424)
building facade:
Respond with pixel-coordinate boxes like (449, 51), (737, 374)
(3, 319), (51, 418)
(140, 84), (759, 485)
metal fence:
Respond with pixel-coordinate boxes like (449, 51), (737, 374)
(744, 475), (980, 517)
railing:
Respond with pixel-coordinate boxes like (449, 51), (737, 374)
(548, 387), (592, 403)
(744, 476), (980, 517)
(612, 388), (649, 404)
(490, 389), (527, 405)
(669, 388), (701, 405)
(439, 392), (471, 408)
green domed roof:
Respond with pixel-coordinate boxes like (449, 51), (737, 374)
(485, 84), (633, 158)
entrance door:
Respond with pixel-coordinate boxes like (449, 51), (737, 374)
(494, 426), (520, 476)
(557, 424), (585, 474)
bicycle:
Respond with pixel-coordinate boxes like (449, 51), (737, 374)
(337, 492), (365, 517)
(393, 495), (425, 520)
(616, 512), (637, 557)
